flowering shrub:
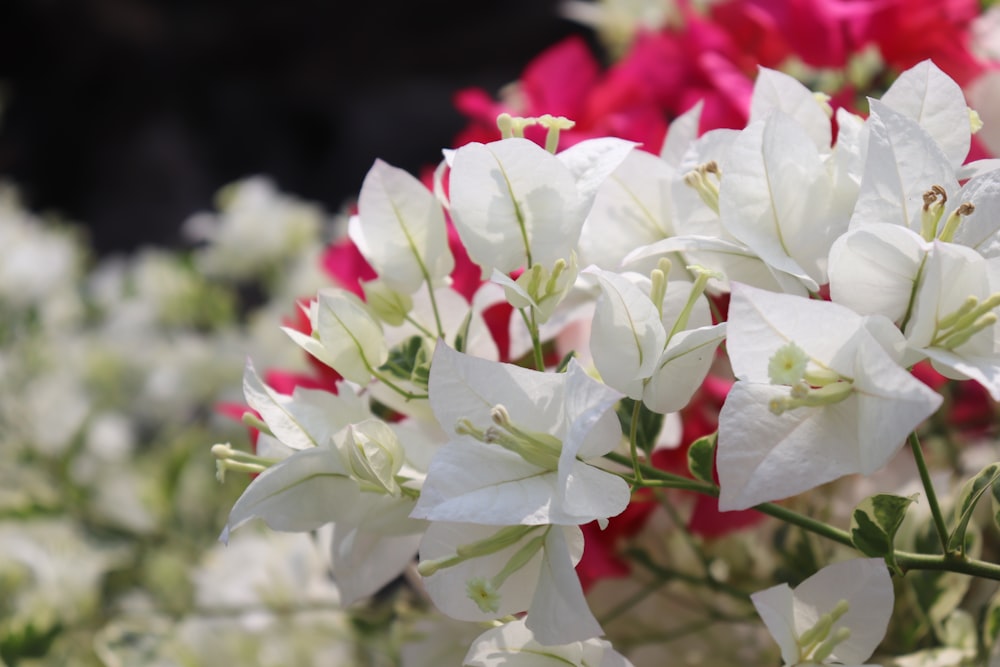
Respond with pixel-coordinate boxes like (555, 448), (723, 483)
(215, 57), (1000, 665)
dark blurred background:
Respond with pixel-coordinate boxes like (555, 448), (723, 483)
(0, 0), (590, 254)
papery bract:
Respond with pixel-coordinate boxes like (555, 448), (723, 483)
(752, 558), (893, 666)
(448, 138), (588, 277)
(411, 342), (629, 526)
(851, 101), (958, 233)
(716, 283), (942, 510)
(719, 111), (836, 290)
(586, 268), (666, 399)
(463, 616), (633, 666)
(281, 288), (388, 385)
(880, 60), (973, 169)
(351, 159), (454, 294)
(419, 523), (603, 645)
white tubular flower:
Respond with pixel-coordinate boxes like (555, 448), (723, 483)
(464, 617), (633, 666)
(448, 137), (633, 277)
(751, 558), (893, 666)
(281, 288), (388, 385)
(411, 342), (629, 527)
(351, 159), (454, 294)
(716, 283), (942, 511)
(491, 252), (579, 324)
(418, 523), (603, 646)
(904, 241), (1000, 399)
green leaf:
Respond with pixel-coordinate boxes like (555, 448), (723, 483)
(947, 463), (1000, 554)
(991, 466), (1000, 532)
(687, 433), (717, 484)
(453, 310), (473, 354)
(614, 398), (664, 458)
(984, 589), (1000, 651)
(849, 493), (916, 574)
(379, 335), (432, 389)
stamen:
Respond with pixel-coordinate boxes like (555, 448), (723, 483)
(920, 185), (947, 241)
(683, 161), (721, 214)
(938, 202), (975, 243)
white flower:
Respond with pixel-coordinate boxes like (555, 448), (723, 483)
(903, 241), (1000, 399)
(418, 523), (603, 645)
(463, 617), (633, 666)
(751, 558), (893, 666)
(716, 283), (942, 510)
(411, 342), (629, 527)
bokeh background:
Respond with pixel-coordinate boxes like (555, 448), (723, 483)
(0, 0), (591, 253)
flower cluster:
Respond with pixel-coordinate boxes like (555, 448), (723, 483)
(217, 60), (1000, 664)
(0, 179), (370, 665)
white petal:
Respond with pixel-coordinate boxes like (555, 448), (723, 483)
(578, 150), (675, 271)
(411, 441), (563, 525)
(315, 289), (388, 384)
(881, 60), (970, 169)
(586, 268), (667, 398)
(353, 159), (454, 293)
(726, 282), (862, 382)
(643, 324), (727, 414)
(749, 583), (800, 665)
(793, 558), (893, 664)
(852, 101), (958, 233)
(556, 137), (637, 213)
(716, 383), (862, 510)
(526, 526), (604, 645)
(450, 139), (584, 275)
(660, 100), (703, 166)
(720, 113), (832, 289)
(428, 342), (563, 438)
(420, 521), (544, 621)
(950, 170), (1000, 258)
(330, 523), (422, 605)
(828, 223), (930, 322)
(222, 447), (357, 540)
(750, 67), (832, 151)
(852, 327), (943, 473)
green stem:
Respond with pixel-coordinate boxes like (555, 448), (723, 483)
(606, 450), (1000, 581)
(894, 551), (1000, 579)
(628, 400), (643, 487)
(908, 431), (951, 553)
(519, 307), (546, 371)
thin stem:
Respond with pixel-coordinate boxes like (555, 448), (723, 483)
(909, 431), (951, 553)
(894, 551), (1000, 579)
(370, 369), (429, 401)
(423, 280), (446, 339)
(519, 307), (545, 371)
(628, 400), (643, 486)
(627, 547), (751, 601)
(653, 489), (713, 576)
(403, 314), (435, 339)
(605, 450), (1000, 581)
